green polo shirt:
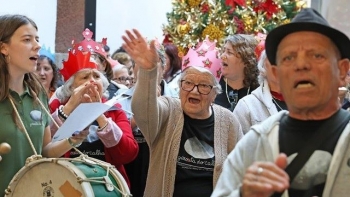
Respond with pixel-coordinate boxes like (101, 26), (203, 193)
(0, 85), (49, 196)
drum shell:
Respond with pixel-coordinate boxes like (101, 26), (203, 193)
(5, 158), (130, 197)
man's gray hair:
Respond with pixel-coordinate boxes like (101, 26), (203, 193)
(257, 50), (267, 85)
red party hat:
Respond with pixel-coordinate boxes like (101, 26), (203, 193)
(60, 51), (97, 81)
(71, 28), (107, 57)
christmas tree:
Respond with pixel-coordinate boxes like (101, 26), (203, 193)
(163, 0), (306, 56)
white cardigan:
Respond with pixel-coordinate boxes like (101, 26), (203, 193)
(233, 79), (279, 134)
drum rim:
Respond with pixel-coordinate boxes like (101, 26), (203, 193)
(5, 157), (131, 197)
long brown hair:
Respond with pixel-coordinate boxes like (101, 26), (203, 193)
(225, 34), (259, 90)
(163, 43), (182, 82)
(0, 15), (46, 131)
(0, 14), (43, 102)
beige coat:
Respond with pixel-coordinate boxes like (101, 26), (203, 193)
(132, 67), (243, 197)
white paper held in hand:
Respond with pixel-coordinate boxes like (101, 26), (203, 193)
(52, 94), (128, 142)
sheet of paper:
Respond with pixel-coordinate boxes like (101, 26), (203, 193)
(52, 94), (128, 142)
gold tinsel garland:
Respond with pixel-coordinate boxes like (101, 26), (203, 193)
(163, 0), (306, 55)
(188, 0), (202, 8)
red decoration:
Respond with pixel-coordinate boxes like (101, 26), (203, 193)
(254, 33), (267, 59)
(203, 58), (213, 68)
(197, 49), (207, 56)
(254, 0), (280, 20)
(233, 16), (245, 34)
(183, 58), (190, 67)
(162, 31), (172, 45)
(72, 28), (107, 57)
(201, 3), (210, 13)
(60, 51), (97, 81)
(225, 0), (246, 8)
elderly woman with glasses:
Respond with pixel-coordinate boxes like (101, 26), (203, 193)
(122, 30), (243, 197)
(112, 65), (134, 89)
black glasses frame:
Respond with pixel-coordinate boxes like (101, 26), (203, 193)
(180, 80), (214, 95)
(113, 76), (135, 83)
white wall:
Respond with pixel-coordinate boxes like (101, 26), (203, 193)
(324, 0), (350, 39)
(96, 0), (172, 53)
(0, 0), (57, 52)
(0, 0), (172, 54)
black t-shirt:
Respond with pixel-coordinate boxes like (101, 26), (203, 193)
(279, 112), (343, 197)
(124, 129), (149, 197)
(69, 139), (106, 161)
(214, 77), (253, 111)
(173, 111), (215, 197)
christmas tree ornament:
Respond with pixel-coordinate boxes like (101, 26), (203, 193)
(163, 0), (306, 52)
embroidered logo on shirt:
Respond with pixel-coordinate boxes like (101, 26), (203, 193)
(29, 110), (43, 127)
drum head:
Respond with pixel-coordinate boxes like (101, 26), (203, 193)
(5, 158), (130, 197)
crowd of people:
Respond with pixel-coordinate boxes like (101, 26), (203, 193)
(1, 7), (350, 197)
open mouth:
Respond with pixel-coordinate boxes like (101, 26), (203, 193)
(29, 57), (38, 61)
(188, 97), (200, 104)
(222, 62), (228, 67)
(294, 80), (314, 88)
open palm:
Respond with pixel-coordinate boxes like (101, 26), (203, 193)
(122, 29), (159, 70)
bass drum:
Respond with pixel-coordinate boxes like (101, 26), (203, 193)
(5, 157), (131, 197)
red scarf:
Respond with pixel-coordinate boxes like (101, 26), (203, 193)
(271, 91), (284, 101)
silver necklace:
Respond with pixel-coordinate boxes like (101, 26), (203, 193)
(225, 78), (250, 104)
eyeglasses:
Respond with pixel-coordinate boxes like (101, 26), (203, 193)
(228, 90), (238, 111)
(113, 76), (135, 83)
(180, 80), (214, 95)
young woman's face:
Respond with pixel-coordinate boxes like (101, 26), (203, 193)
(1, 24), (41, 76)
(220, 42), (245, 81)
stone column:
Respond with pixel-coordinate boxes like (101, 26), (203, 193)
(55, 0), (85, 68)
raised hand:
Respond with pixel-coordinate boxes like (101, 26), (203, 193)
(122, 29), (159, 70)
(64, 81), (101, 115)
(241, 153), (290, 197)
(81, 82), (102, 103)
